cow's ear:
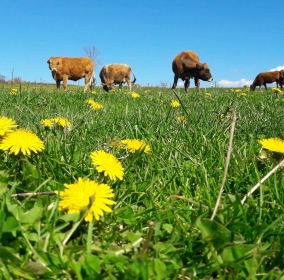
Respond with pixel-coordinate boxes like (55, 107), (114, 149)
(47, 59), (50, 64)
(196, 63), (201, 69)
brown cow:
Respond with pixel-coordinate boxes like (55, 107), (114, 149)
(172, 50), (213, 92)
(47, 57), (95, 93)
(250, 71), (284, 91)
(99, 64), (136, 92)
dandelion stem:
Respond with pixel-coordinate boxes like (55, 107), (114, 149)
(241, 158), (284, 205)
(139, 221), (155, 258)
(86, 222), (93, 256)
(211, 110), (236, 220)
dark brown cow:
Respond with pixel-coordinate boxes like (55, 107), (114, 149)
(250, 71), (284, 91)
(47, 57), (95, 93)
(99, 64), (136, 92)
(172, 50), (213, 92)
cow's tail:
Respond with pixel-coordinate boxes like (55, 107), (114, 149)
(131, 68), (136, 84)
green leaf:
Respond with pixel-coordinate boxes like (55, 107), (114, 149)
(0, 245), (21, 262)
(25, 232), (39, 242)
(59, 212), (81, 222)
(5, 196), (24, 220)
(126, 231), (142, 243)
(162, 223), (173, 234)
(221, 244), (256, 263)
(153, 242), (176, 254)
(84, 255), (100, 274)
(0, 182), (8, 197)
(24, 159), (40, 179)
(21, 198), (43, 224)
(25, 261), (50, 275)
(154, 258), (166, 279)
(196, 218), (245, 251)
(2, 216), (20, 234)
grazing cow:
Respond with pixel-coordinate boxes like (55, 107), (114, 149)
(99, 64), (136, 92)
(47, 57), (95, 93)
(250, 71), (284, 91)
(172, 50), (213, 92)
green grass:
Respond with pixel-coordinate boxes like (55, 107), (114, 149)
(0, 84), (284, 279)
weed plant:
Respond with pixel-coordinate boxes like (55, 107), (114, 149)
(0, 84), (284, 279)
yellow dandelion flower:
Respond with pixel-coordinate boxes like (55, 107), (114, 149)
(56, 177), (116, 222)
(10, 88), (18, 95)
(177, 116), (186, 122)
(258, 137), (284, 154)
(205, 92), (211, 98)
(239, 93), (247, 97)
(258, 151), (268, 159)
(272, 88), (282, 94)
(0, 116), (17, 136)
(86, 99), (103, 109)
(90, 150), (124, 180)
(131, 92), (140, 98)
(0, 128), (45, 156)
(41, 119), (54, 128)
(171, 100), (180, 108)
(119, 139), (151, 154)
(53, 116), (71, 128)
(235, 89), (242, 93)
(92, 90), (97, 94)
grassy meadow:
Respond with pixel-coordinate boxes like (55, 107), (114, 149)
(0, 83), (284, 279)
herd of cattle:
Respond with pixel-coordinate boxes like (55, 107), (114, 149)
(47, 50), (284, 93)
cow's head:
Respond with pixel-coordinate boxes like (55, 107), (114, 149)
(196, 63), (213, 82)
(280, 70), (284, 79)
(47, 58), (60, 72)
(101, 82), (115, 92)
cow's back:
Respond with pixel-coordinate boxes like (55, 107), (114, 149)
(172, 51), (200, 75)
(257, 71), (280, 83)
(63, 57), (93, 75)
(112, 64), (131, 78)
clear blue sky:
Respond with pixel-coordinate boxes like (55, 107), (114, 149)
(1, 0), (283, 88)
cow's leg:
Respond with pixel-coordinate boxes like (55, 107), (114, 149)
(56, 80), (60, 90)
(62, 76), (68, 91)
(84, 74), (91, 93)
(264, 83), (267, 90)
(127, 81), (131, 92)
(172, 75), (178, 89)
(194, 77), (200, 92)
(184, 79), (190, 92)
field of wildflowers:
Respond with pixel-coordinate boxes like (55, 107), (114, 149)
(0, 84), (284, 279)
